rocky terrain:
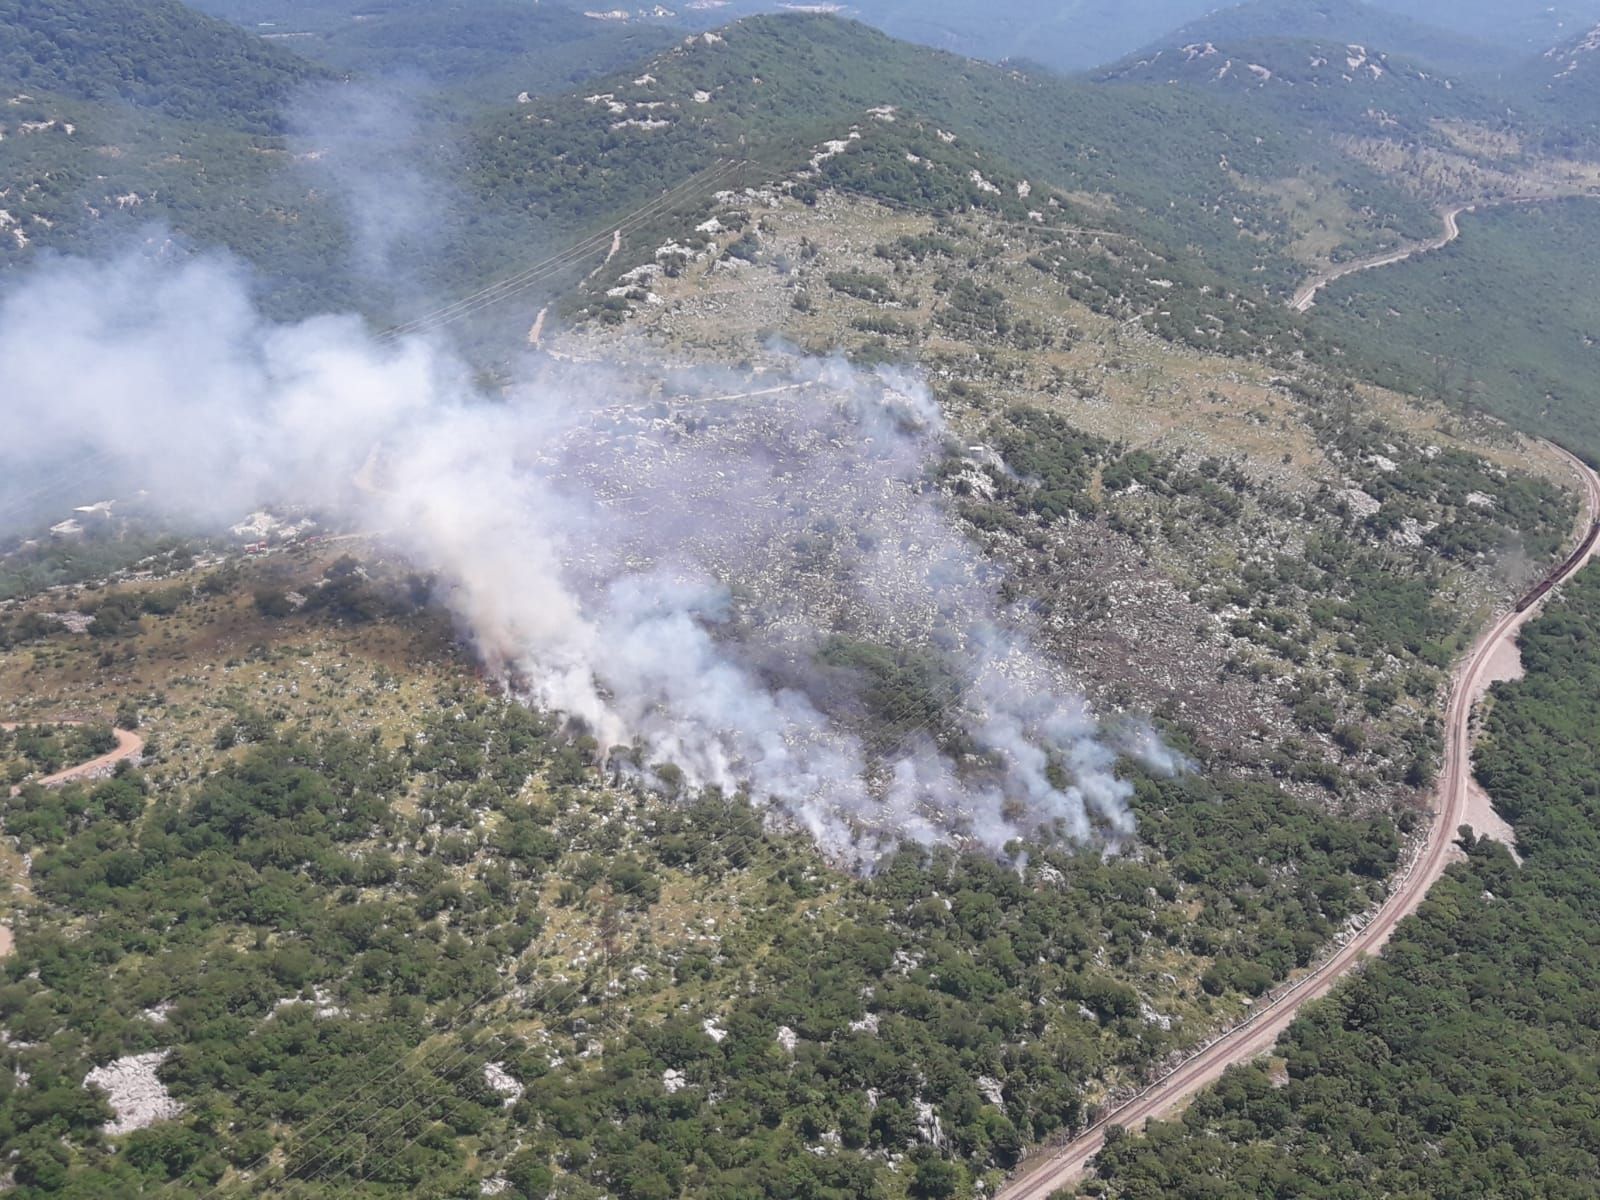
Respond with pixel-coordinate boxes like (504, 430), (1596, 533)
(553, 155), (1582, 819)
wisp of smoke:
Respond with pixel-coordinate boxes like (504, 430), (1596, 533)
(0, 246), (1180, 865)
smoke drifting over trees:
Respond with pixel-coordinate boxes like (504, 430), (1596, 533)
(0, 238), (1176, 862)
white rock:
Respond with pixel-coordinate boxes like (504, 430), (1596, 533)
(483, 1062), (524, 1105)
(83, 1051), (184, 1135)
(1139, 1001), (1173, 1030)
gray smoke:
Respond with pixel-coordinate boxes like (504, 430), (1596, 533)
(287, 81), (436, 295)
(0, 246), (1178, 864)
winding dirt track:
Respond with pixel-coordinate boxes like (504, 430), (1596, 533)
(1290, 205), (1468, 313)
(997, 446), (1600, 1200)
(1288, 194), (1597, 314)
(2, 721), (145, 797)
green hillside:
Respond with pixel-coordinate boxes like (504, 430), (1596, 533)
(187, 0), (681, 105)
(1099, 35), (1506, 133)
(1514, 20), (1600, 152)
(0, 0), (366, 315)
(0, 0), (327, 133)
(0, 4), (1574, 323)
(472, 13), (1462, 295)
(1314, 197), (1600, 461)
(665, 0), (1224, 73)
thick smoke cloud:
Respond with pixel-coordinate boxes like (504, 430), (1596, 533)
(0, 246), (1177, 865)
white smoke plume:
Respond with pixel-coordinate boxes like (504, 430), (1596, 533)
(287, 81), (436, 295)
(0, 246), (1178, 865)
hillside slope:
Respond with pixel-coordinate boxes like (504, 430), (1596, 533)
(0, 0), (327, 133)
(1379, 0), (1600, 52)
(1100, 35), (1504, 130)
(1139, 0), (1516, 74)
(1517, 20), (1600, 151)
(187, 0), (681, 104)
(472, 13), (1465, 296)
(0, 171), (1583, 1200)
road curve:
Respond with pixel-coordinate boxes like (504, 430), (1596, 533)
(1290, 205), (1468, 314)
(997, 445), (1600, 1200)
(3, 721), (145, 797)
(1, 720), (145, 957)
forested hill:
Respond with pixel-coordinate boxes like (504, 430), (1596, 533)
(1139, 0), (1516, 74)
(185, 0), (680, 106)
(1092, 564), (1600, 1197)
(1098, 35), (1505, 134)
(0, 0), (326, 133)
(1381, 0), (1600, 51)
(2, 2), (1595, 337)
(1517, 20), (1600, 152)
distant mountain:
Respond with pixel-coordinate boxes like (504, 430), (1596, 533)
(621, 0), (1587, 74)
(186, 0), (681, 104)
(653, 0), (1226, 73)
(468, 13), (1464, 295)
(1515, 20), (1600, 150)
(1374, 0), (1600, 54)
(5, 3), (1588, 325)
(0, 0), (327, 133)
(1533, 18), (1600, 88)
(1100, 35), (1505, 135)
(1141, 0), (1515, 75)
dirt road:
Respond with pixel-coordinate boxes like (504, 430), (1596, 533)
(1288, 194), (1600, 313)
(996, 446), (1600, 1200)
(1290, 205), (1468, 313)
(2, 722), (145, 797)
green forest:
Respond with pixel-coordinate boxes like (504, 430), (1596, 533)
(1317, 198), (1600, 462)
(0, 0), (326, 132)
(1089, 563), (1600, 1199)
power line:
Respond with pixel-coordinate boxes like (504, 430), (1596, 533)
(376, 160), (743, 341)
